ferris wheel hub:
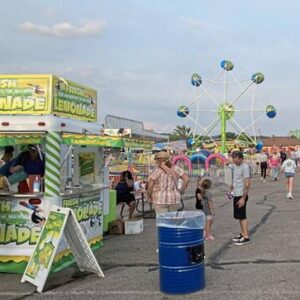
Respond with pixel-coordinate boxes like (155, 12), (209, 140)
(218, 103), (235, 120)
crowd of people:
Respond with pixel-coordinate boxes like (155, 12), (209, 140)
(113, 147), (299, 246)
(254, 147), (298, 199)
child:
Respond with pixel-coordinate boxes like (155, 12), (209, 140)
(195, 178), (215, 241)
(281, 154), (297, 200)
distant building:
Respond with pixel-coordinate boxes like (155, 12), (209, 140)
(262, 136), (300, 151)
(104, 115), (168, 143)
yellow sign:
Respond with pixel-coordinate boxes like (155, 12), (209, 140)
(52, 76), (97, 122)
(0, 75), (51, 115)
(0, 75), (97, 122)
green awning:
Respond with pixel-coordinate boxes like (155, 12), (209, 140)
(0, 134), (45, 147)
(62, 134), (153, 149)
(62, 134), (124, 148)
(0, 133), (153, 150)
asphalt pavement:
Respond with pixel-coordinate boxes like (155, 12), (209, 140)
(2, 173), (300, 300)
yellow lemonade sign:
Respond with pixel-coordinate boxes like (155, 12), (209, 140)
(0, 75), (51, 114)
(0, 75), (97, 122)
(52, 76), (97, 122)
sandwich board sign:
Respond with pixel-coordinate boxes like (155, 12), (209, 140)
(21, 205), (104, 293)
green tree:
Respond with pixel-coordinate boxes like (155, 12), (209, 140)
(289, 129), (300, 139)
(169, 125), (192, 147)
(214, 132), (237, 140)
(226, 132), (237, 140)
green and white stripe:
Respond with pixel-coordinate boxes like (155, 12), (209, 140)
(45, 131), (61, 197)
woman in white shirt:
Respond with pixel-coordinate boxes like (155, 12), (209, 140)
(281, 155), (297, 200)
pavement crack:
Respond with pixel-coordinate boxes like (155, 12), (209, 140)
(208, 258), (300, 269)
(103, 262), (158, 272)
(249, 192), (276, 236)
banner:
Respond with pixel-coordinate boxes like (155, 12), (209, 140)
(0, 191), (102, 255)
(0, 198), (45, 255)
(61, 191), (103, 247)
(52, 76), (97, 122)
(62, 134), (124, 148)
(0, 75), (51, 115)
(0, 134), (44, 147)
(123, 138), (153, 150)
(62, 134), (153, 149)
(0, 74), (97, 122)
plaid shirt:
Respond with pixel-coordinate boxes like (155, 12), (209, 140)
(149, 165), (185, 205)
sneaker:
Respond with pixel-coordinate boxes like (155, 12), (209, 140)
(232, 234), (243, 242)
(205, 234), (215, 241)
(289, 194), (294, 200)
(235, 237), (250, 246)
(286, 193), (290, 199)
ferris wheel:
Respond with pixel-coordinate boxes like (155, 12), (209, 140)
(177, 60), (277, 153)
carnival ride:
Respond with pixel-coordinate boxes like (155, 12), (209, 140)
(177, 60), (277, 154)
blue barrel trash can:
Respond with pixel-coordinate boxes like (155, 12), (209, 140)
(157, 211), (205, 294)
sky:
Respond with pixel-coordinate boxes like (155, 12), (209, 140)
(1, 0), (299, 136)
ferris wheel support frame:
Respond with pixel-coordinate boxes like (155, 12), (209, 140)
(178, 60), (277, 154)
(220, 109), (227, 153)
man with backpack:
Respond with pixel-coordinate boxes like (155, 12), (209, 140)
(229, 151), (251, 246)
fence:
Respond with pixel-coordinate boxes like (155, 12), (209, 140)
(184, 165), (232, 198)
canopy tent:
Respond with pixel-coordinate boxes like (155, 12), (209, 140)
(153, 140), (187, 152)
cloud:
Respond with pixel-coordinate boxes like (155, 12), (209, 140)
(20, 20), (106, 38)
(181, 16), (210, 29)
(180, 16), (231, 33)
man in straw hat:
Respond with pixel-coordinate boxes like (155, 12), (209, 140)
(147, 151), (189, 214)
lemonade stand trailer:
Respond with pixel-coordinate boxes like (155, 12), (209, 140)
(0, 115), (114, 273)
(0, 74), (111, 273)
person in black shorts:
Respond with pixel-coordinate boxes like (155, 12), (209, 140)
(234, 195), (248, 220)
(228, 151), (251, 246)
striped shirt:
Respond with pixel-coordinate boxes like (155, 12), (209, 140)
(149, 165), (185, 205)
